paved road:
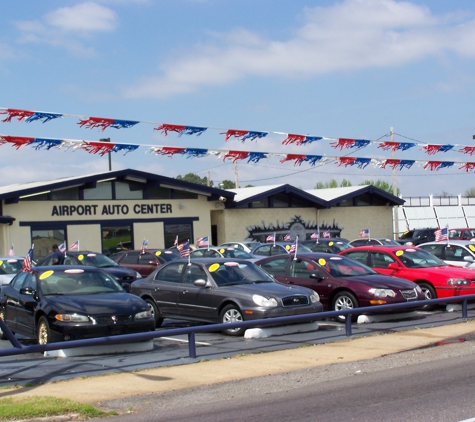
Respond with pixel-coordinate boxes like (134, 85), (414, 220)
(0, 306), (467, 387)
(102, 342), (475, 422)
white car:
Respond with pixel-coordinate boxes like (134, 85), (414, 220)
(418, 240), (475, 268)
(218, 241), (261, 254)
(0, 255), (25, 285)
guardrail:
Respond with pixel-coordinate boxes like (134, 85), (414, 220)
(0, 295), (473, 359)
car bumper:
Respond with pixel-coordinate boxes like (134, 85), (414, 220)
(242, 303), (324, 321)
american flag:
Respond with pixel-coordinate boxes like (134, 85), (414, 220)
(8, 244), (14, 256)
(177, 241), (190, 258)
(58, 243), (66, 253)
(266, 233), (275, 242)
(22, 245), (34, 273)
(69, 240), (79, 250)
(284, 233), (291, 241)
(174, 235), (178, 246)
(289, 237), (298, 253)
(310, 232), (319, 239)
(196, 236), (209, 247)
(359, 229), (370, 238)
(323, 231), (331, 238)
(435, 227), (448, 242)
(140, 239), (148, 254)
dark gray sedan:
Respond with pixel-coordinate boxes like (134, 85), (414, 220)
(130, 258), (323, 336)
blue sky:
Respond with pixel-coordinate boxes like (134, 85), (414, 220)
(1, 0), (475, 197)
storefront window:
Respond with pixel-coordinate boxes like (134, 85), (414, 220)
(102, 225), (132, 256)
(31, 229), (65, 260)
(115, 181), (143, 200)
(84, 182), (113, 200)
(164, 223), (192, 248)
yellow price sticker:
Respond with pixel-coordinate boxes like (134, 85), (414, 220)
(395, 250), (404, 256)
(469, 245), (475, 252)
(155, 251), (162, 256)
(329, 242), (334, 246)
(220, 249), (225, 253)
(40, 270), (54, 280)
(285, 245), (290, 250)
(78, 254), (84, 260)
(318, 258), (326, 266)
(209, 263), (220, 272)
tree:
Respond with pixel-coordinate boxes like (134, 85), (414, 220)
(176, 173), (212, 186)
(219, 180), (236, 189)
(465, 187), (475, 198)
(314, 179), (350, 189)
(359, 179), (400, 196)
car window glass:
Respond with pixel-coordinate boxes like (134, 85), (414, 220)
(290, 259), (324, 278)
(350, 239), (365, 247)
(155, 263), (184, 283)
(344, 251), (369, 265)
(120, 252), (139, 264)
(24, 274), (37, 290)
(11, 272), (29, 291)
(449, 246), (469, 261)
(371, 252), (395, 268)
(183, 264), (207, 285)
(260, 258), (287, 277)
(270, 245), (286, 255)
(0, 259), (23, 275)
(253, 245), (271, 256)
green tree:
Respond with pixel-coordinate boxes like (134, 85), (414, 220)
(176, 173), (212, 186)
(359, 179), (400, 196)
(219, 180), (236, 189)
(465, 187), (475, 197)
(314, 179), (350, 189)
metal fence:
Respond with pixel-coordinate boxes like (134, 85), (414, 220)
(0, 294), (473, 359)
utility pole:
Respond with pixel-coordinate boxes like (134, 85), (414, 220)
(100, 138), (112, 171)
(234, 160), (239, 188)
(391, 127), (400, 238)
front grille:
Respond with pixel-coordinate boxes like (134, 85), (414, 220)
(92, 315), (132, 324)
(282, 295), (310, 307)
(400, 289), (418, 300)
(118, 275), (136, 281)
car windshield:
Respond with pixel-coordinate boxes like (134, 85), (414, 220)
(0, 258), (24, 275)
(318, 255), (377, 277)
(208, 262), (275, 286)
(73, 253), (119, 268)
(396, 248), (447, 268)
(38, 269), (123, 295)
(219, 248), (254, 259)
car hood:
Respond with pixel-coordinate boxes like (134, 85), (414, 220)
(43, 292), (147, 315)
(403, 266), (475, 277)
(345, 274), (418, 289)
(220, 282), (311, 297)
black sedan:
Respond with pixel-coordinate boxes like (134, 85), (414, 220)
(0, 266), (155, 344)
(37, 251), (141, 287)
(130, 258), (323, 336)
(255, 253), (426, 322)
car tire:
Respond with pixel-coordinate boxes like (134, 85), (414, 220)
(0, 308), (8, 340)
(220, 304), (245, 336)
(37, 316), (52, 345)
(145, 299), (163, 328)
(332, 291), (359, 323)
(418, 282), (437, 310)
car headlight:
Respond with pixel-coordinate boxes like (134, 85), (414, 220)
(55, 313), (90, 322)
(135, 310), (152, 320)
(415, 285), (422, 293)
(252, 294), (278, 307)
(447, 278), (471, 286)
(310, 292), (320, 303)
(368, 288), (396, 298)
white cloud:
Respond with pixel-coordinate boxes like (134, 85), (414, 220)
(14, 2), (118, 57)
(123, 0), (475, 99)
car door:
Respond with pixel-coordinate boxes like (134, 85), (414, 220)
(149, 262), (185, 317)
(177, 263), (217, 320)
(117, 251), (141, 272)
(2, 272), (30, 334)
(14, 273), (38, 337)
(137, 252), (162, 276)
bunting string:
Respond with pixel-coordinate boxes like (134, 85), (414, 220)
(1, 133), (475, 173)
(1, 107), (474, 155)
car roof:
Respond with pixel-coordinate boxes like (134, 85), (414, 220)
(32, 265), (103, 272)
(0, 255), (25, 259)
(169, 257), (256, 264)
(420, 240), (475, 245)
(344, 245), (415, 250)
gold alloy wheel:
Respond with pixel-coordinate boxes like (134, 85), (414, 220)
(37, 319), (49, 345)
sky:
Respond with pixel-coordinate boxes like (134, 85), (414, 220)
(1, 0), (475, 198)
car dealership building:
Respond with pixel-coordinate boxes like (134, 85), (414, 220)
(0, 168), (403, 259)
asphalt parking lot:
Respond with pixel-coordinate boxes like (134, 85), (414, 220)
(0, 306), (468, 387)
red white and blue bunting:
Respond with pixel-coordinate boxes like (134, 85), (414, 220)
(1, 133), (474, 173)
(0, 107), (473, 156)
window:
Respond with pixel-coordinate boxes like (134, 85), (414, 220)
(50, 187), (80, 200)
(119, 252), (139, 264)
(371, 253), (396, 268)
(260, 258), (287, 277)
(31, 229), (65, 260)
(183, 264), (207, 285)
(102, 225), (132, 255)
(155, 262), (184, 283)
(115, 181), (143, 200)
(84, 182), (113, 200)
(164, 223), (192, 248)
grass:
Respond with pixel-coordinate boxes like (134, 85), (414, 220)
(0, 396), (116, 421)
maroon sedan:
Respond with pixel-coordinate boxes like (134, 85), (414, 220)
(110, 249), (179, 277)
(255, 252), (425, 321)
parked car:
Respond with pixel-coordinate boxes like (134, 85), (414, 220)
(300, 238), (352, 253)
(418, 240), (475, 268)
(448, 228), (475, 240)
(250, 242), (313, 257)
(255, 252), (425, 322)
(110, 249), (179, 277)
(218, 241), (261, 254)
(36, 251), (141, 287)
(339, 245), (475, 300)
(130, 258), (323, 336)
(349, 238), (400, 247)
(0, 266), (154, 344)
(0, 255), (25, 285)
(190, 247), (258, 261)
(395, 228), (438, 246)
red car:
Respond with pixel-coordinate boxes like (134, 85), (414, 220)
(339, 245), (475, 300)
(110, 249), (180, 277)
(255, 252), (425, 321)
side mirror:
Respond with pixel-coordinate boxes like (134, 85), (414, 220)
(464, 256), (474, 262)
(193, 279), (208, 287)
(310, 273), (325, 281)
(19, 287), (36, 295)
(387, 263), (399, 270)
(148, 260), (159, 266)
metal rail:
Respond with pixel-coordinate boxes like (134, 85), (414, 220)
(0, 295), (473, 359)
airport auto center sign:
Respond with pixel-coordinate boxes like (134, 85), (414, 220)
(51, 203), (173, 217)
